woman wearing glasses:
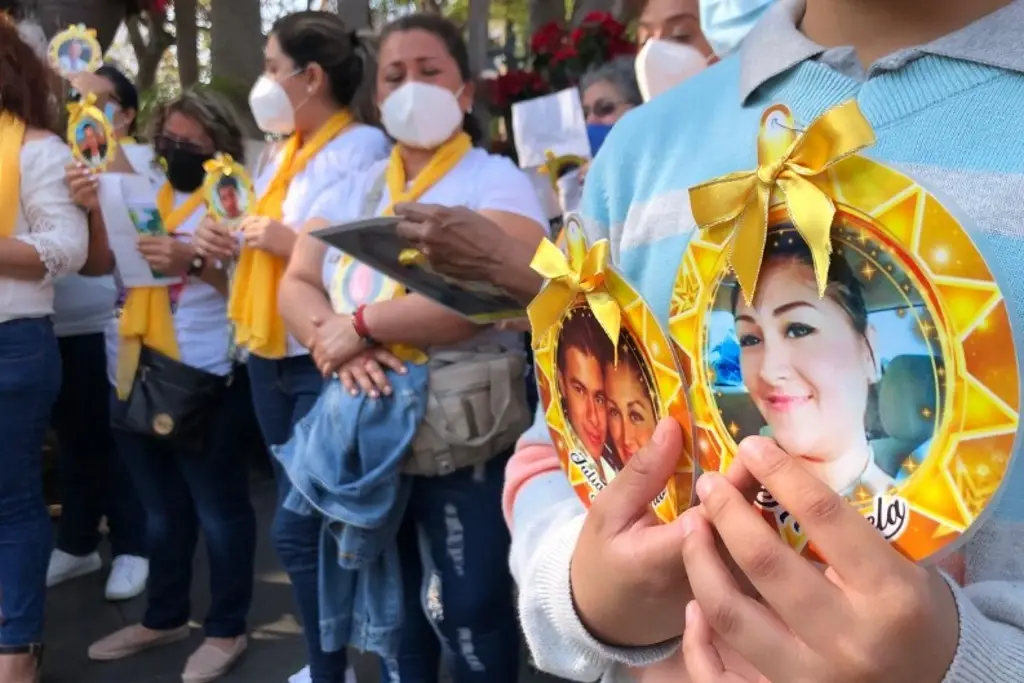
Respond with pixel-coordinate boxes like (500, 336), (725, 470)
(84, 92), (258, 683)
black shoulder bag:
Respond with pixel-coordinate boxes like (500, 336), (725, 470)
(111, 346), (231, 452)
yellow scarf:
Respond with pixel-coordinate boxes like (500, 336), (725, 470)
(0, 113), (26, 239)
(228, 109), (355, 358)
(373, 131), (473, 364)
(120, 136), (137, 145)
(115, 183), (205, 399)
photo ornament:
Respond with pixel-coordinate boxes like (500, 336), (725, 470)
(670, 101), (1020, 563)
(48, 25), (102, 78)
(529, 217), (696, 523)
(202, 154), (254, 223)
(66, 92), (116, 171)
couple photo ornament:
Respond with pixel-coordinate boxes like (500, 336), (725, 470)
(530, 100), (1021, 564)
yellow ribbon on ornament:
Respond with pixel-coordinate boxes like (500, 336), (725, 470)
(687, 100), (876, 305)
(202, 153), (240, 179)
(116, 183), (205, 399)
(0, 112), (26, 239)
(228, 109), (355, 359)
(66, 92), (100, 127)
(527, 237), (621, 352)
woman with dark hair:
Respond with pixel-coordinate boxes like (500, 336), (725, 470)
(49, 60), (149, 604)
(603, 334), (658, 475)
(85, 91), (257, 683)
(194, 13), (390, 506)
(276, 13), (545, 683)
(730, 230), (888, 495)
(96, 64), (140, 140)
(0, 14), (88, 683)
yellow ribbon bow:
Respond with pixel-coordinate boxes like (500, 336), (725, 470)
(66, 91), (100, 123)
(202, 153), (238, 178)
(527, 237), (621, 351)
(688, 100), (876, 305)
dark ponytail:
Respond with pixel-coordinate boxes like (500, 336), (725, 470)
(379, 13), (483, 146)
(270, 10), (377, 125)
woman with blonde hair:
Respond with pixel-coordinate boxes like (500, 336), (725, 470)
(86, 91), (257, 683)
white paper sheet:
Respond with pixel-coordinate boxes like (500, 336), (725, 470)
(511, 88), (590, 170)
(99, 174), (181, 289)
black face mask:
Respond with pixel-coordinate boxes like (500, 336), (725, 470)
(159, 147), (212, 193)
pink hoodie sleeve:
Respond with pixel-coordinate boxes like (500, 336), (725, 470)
(503, 442), (563, 528)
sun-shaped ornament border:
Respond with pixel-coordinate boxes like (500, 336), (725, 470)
(534, 229), (697, 524)
(669, 105), (1020, 563)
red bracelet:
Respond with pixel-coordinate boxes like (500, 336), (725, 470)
(352, 304), (376, 345)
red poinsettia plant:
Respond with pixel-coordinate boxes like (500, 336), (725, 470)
(485, 11), (633, 116)
(486, 68), (550, 114)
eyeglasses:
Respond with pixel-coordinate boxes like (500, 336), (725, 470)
(583, 99), (623, 119)
(154, 134), (209, 156)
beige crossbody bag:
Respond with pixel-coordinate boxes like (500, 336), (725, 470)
(356, 172), (532, 476)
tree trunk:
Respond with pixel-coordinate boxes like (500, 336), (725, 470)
(570, 0), (615, 24)
(28, 0), (125, 49)
(209, 0), (263, 136)
(335, 0), (369, 30)
(126, 12), (173, 94)
(175, 0), (200, 88)
(529, 0), (564, 36)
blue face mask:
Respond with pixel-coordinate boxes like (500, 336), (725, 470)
(587, 123), (615, 156)
(699, 0), (777, 56)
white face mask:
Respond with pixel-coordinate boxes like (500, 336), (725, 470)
(635, 39), (711, 102)
(380, 82), (465, 149)
(249, 72), (300, 136)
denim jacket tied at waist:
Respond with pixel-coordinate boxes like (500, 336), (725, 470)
(272, 364), (429, 658)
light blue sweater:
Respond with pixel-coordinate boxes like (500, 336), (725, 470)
(509, 2), (1024, 681)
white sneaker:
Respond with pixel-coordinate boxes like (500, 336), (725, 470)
(288, 664), (356, 682)
(104, 554), (149, 601)
(46, 549), (102, 587)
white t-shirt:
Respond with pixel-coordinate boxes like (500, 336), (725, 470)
(105, 192), (232, 385)
(252, 123), (392, 358)
(312, 146), (548, 353)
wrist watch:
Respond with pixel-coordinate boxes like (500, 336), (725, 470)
(187, 254), (206, 278)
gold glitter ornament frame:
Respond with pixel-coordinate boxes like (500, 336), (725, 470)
(202, 154), (254, 223)
(670, 103), (1020, 563)
(531, 219), (696, 523)
(66, 93), (117, 171)
(48, 25), (102, 77)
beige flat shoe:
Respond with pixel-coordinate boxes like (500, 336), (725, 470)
(88, 624), (190, 661)
(181, 635), (248, 683)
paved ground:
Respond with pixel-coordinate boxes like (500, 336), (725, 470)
(42, 472), (562, 683)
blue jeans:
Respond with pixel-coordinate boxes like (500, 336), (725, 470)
(274, 452), (520, 683)
(0, 318), (61, 646)
(110, 379), (256, 637)
(247, 354), (324, 496)
(52, 332), (146, 558)
(382, 453), (520, 683)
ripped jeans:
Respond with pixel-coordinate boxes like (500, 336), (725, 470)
(274, 449), (519, 683)
(381, 451), (520, 683)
